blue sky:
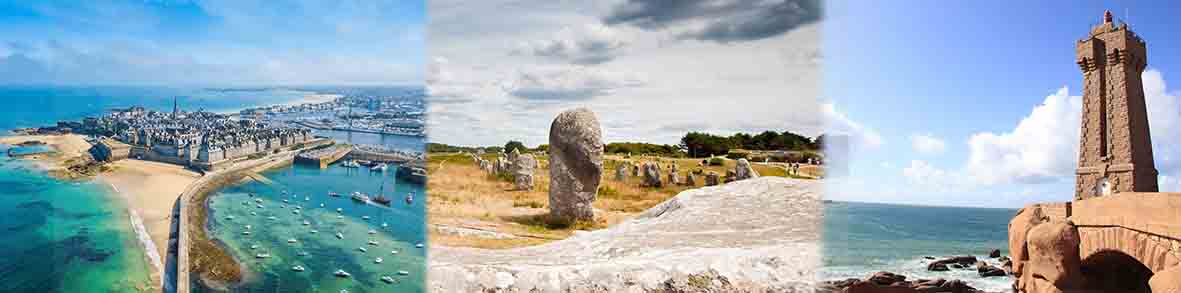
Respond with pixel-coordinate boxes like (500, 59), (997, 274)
(0, 1), (424, 86)
(825, 1), (1181, 208)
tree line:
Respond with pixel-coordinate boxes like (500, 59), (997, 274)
(429, 130), (822, 159)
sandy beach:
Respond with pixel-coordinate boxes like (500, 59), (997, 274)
(0, 134), (93, 168)
(98, 160), (200, 269)
(278, 93), (341, 107)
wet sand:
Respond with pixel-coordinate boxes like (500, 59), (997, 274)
(98, 160), (200, 268)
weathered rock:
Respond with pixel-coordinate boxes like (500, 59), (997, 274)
(734, 158), (759, 180)
(927, 262), (949, 271)
(685, 172), (696, 186)
(975, 261), (1005, 277)
(988, 249), (1001, 258)
(430, 177), (822, 292)
(1008, 204), (1046, 282)
(632, 164), (641, 177)
(667, 171), (680, 186)
(508, 147), (520, 161)
(1022, 221), (1084, 292)
(511, 154), (536, 191)
(819, 272), (977, 293)
(641, 162), (663, 188)
(547, 108), (604, 224)
(1149, 265), (1181, 293)
(724, 170), (737, 183)
(705, 171), (720, 186)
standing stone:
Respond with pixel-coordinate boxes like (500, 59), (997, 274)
(734, 158), (759, 181)
(724, 170), (737, 183)
(640, 162), (663, 188)
(685, 172), (696, 186)
(614, 163), (628, 181)
(511, 154), (537, 190)
(670, 163), (679, 175)
(704, 171), (719, 186)
(667, 172), (679, 186)
(508, 147), (520, 162)
(547, 108), (604, 224)
(632, 164), (641, 177)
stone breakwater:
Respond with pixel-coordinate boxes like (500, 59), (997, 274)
(429, 177), (822, 292)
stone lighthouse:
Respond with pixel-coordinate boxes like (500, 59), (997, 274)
(1073, 10), (1157, 200)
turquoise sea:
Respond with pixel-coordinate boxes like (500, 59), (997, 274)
(199, 162), (426, 292)
(0, 86), (424, 292)
(821, 201), (1017, 292)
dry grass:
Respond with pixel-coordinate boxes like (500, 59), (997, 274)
(426, 152), (823, 249)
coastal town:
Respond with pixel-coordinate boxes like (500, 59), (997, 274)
(240, 94), (427, 138)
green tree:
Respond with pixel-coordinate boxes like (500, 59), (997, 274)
(504, 140), (526, 154)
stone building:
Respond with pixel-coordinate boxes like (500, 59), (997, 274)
(1008, 11), (1180, 293)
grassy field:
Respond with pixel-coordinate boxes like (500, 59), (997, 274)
(426, 152), (823, 249)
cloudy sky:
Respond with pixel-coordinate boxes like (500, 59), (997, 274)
(825, 1), (1181, 208)
(426, 0), (823, 147)
(0, 1), (423, 86)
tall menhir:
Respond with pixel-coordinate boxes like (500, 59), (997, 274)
(1074, 10), (1158, 200)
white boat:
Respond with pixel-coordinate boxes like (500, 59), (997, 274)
(350, 192), (370, 202)
(368, 230), (377, 235)
(256, 204), (264, 209)
(295, 206), (302, 210)
(267, 216), (277, 221)
(297, 251), (309, 256)
(415, 243), (424, 248)
(337, 215), (343, 219)
(293, 210), (300, 214)
(342, 160), (360, 168)
(362, 216), (370, 220)
(250, 244), (259, 249)
(336, 208), (342, 213)
(311, 230), (318, 234)
(282, 199), (289, 203)
(255, 253), (271, 258)
(334, 269), (351, 278)
(255, 198), (263, 203)
(281, 204), (286, 208)
(320, 203), (325, 207)
(357, 247), (367, 252)
(250, 212), (257, 216)
(304, 196), (309, 201)
(292, 265), (305, 272)
(336, 232), (344, 239)
(303, 221), (310, 226)
(328, 191), (340, 197)
(241, 231), (251, 235)
(397, 270), (409, 276)
(282, 190), (288, 195)
(245, 225), (252, 230)
(390, 250), (399, 254)
(381, 276), (396, 283)
(374, 257), (383, 264)
(287, 238), (298, 244)
(225, 215), (234, 220)
(381, 222), (388, 228)
(368, 240), (379, 246)
(370, 163), (388, 172)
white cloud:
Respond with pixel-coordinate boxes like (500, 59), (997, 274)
(504, 66), (646, 101)
(948, 69), (1180, 191)
(902, 160), (957, 192)
(963, 87), (1081, 185)
(512, 23), (629, 65)
(910, 133), (946, 155)
(822, 103), (883, 149)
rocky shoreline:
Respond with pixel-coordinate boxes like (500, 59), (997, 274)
(820, 250), (1013, 293)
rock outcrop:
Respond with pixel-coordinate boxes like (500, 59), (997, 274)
(547, 108), (604, 224)
(429, 177), (822, 292)
(614, 162), (628, 181)
(817, 272), (977, 293)
(685, 172), (697, 186)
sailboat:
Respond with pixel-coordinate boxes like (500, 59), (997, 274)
(405, 191), (414, 205)
(372, 181), (392, 206)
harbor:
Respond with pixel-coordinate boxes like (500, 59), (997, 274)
(199, 159), (426, 292)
